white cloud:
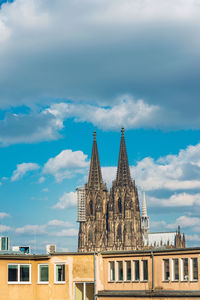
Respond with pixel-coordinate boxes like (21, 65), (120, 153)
(0, 212), (10, 219)
(47, 98), (159, 130)
(38, 176), (45, 183)
(53, 191), (77, 209)
(47, 219), (73, 227)
(149, 193), (200, 207)
(51, 228), (78, 237)
(42, 188), (48, 192)
(167, 216), (200, 230)
(186, 234), (200, 242)
(43, 150), (89, 182)
(11, 162), (40, 181)
(15, 224), (46, 235)
(0, 225), (11, 232)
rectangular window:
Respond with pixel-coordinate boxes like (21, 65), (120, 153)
(126, 261), (131, 281)
(142, 260), (148, 281)
(109, 261), (115, 281)
(172, 259), (179, 281)
(38, 264), (49, 283)
(163, 259), (170, 281)
(134, 260), (140, 281)
(191, 258), (198, 281)
(1, 237), (8, 251)
(8, 264), (31, 284)
(117, 261), (123, 281)
(20, 265), (30, 282)
(181, 258), (188, 281)
(55, 264), (65, 283)
(8, 265), (18, 282)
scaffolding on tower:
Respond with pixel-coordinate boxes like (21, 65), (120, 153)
(76, 187), (86, 222)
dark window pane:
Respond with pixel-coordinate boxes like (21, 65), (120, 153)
(135, 260), (140, 281)
(193, 258), (198, 280)
(173, 259), (179, 280)
(118, 261), (123, 281)
(86, 283), (94, 300)
(164, 259), (170, 281)
(8, 265), (18, 282)
(40, 265), (49, 282)
(56, 264), (65, 282)
(110, 262), (115, 281)
(143, 260), (148, 281)
(1, 237), (6, 250)
(126, 261), (131, 281)
(20, 265), (30, 282)
(183, 258), (188, 280)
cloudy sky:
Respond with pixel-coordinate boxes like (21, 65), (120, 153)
(0, 0), (200, 252)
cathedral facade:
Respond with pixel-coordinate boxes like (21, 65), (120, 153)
(78, 129), (143, 252)
(77, 129), (185, 252)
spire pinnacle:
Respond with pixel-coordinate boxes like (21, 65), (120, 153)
(88, 131), (102, 189)
(142, 191), (147, 217)
(116, 128), (132, 186)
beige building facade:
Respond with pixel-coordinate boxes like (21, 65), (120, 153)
(1, 247), (200, 299)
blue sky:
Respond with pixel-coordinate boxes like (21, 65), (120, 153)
(0, 0), (200, 252)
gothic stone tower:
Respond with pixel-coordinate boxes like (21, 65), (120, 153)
(107, 128), (143, 251)
(78, 129), (143, 252)
(78, 131), (109, 252)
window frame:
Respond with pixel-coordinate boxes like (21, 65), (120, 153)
(38, 264), (49, 284)
(109, 261), (115, 282)
(171, 258), (179, 282)
(190, 258), (198, 282)
(181, 258), (189, 281)
(54, 263), (66, 284)
(8, 263), (31, 284)
(117, 261), (123, 281)
(163, 259), (170, 281)
(125, 260), (132, 281)
(142, 260), (148, 282)
(133, 260), (140, 281)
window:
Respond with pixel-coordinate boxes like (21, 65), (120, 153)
(55, 264), (65, 283)
(142, 260), (148, 281)
(133, 260), (140, 281)
(8, 264), (31, 284)
(172, 259), (179, 281)
(0, 236), (9, 251)
(75, 282), (94, 300)
(191, 258), (198, 281)
(181, 258), (188, 281)
(163, 259), (170, 281)
(109, 261), (115, 281)
(117, 261), (123, 281)
(125, 261), (131, 281)
(38, 264), (49, 283)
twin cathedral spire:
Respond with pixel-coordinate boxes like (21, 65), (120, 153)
(78, 129), (143, 252)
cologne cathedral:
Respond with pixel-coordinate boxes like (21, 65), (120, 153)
(77, 129), (185, 252)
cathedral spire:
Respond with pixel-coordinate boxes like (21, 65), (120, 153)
(88, 131), (103, 189)
(142, 191), (147, 217)
(116, 128), (132, 186)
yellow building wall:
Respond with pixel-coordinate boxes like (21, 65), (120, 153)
(153, 251), (200, 290)
(0, 254), (94, 300)
(99, 253), (152, 291)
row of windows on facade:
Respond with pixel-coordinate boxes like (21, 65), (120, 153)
(109, 257), (199, 283)
(109, 260), (148, 282)
(8, 263), (65, 284)
(163, 257), (198, 282)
